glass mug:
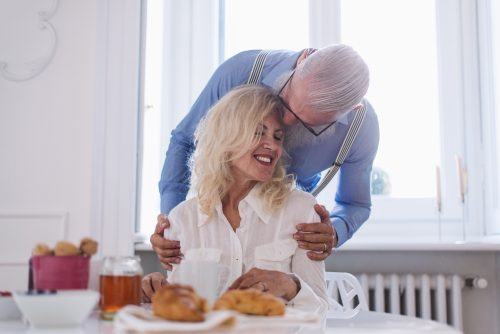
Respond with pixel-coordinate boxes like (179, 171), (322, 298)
(99, 256), (143, 320)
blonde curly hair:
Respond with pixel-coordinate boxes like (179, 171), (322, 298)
(191, 85), (295, 217)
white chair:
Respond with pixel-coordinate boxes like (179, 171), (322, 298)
(325, 272), (368, 319)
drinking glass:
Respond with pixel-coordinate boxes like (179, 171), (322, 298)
(176, 259), (219, 305)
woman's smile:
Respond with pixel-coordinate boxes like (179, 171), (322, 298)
(254, 153), (275, 165)
(232, 112), (284, 184)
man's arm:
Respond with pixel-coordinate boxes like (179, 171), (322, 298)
(150, 214), (181, 271)
(330, 100), (380, 246)
(293, 204), (336, 261)
(293, 101), (379, 254)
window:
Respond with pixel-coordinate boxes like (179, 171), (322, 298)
(140, 0), (219, 236)
(223, 0), (309, 59)
(316, 0), (467, 241)
(342, 0), (440, 198)
(139, 0), (499, 242)
(482, 0), (500, 234)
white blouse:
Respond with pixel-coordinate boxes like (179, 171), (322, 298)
(165, 184), (328, 313)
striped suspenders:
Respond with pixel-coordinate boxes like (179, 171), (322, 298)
(247, 50), (271, 84)
(311, 105), (366, 196)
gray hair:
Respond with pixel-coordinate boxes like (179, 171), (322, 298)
(298, 44), (369, 115)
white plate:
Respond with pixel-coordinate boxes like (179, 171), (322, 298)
(115, 305), (321, 332)
(237, 308), (320, 328)
(115, 305), (236, 332)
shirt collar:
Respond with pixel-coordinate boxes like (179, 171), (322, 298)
(195, 184), (273, 227)
(241, 184), (273, 225)
(261, 50), (302, 89)
(196, 201), (215, 228)
(336, 112), (349, 126)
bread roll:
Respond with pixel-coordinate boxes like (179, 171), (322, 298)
(32, 243), (53, 256)
(79, 237), (98, 256)
(53, 241), (80, 256)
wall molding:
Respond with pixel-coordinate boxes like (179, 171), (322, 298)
(0, 211), (67, 264)
(0, 0), (59, 81)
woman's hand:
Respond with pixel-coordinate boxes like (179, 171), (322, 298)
(150, 214), (183, 270)
(293, 204), (337, 261)
(228, 268), (300, 301)
(141, 272), (168, 303)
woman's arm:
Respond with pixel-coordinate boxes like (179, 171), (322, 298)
(289, 200), (329, 312)
(289, 247), (328, 313)
(228, 267), (299, 300)
(141, 272), (168, 303)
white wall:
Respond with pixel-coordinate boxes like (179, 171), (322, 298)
(0, 0), (141, 289)
(1, 2), (500, 334)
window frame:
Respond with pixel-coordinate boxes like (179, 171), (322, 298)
(312, 0), (493, 241)
(478, 0), (500, 235)
(138, 0), (500, 241)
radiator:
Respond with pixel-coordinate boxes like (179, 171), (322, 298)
(354, 273), (474, 330)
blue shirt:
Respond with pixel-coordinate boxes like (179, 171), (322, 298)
(159, 49), (380, 247)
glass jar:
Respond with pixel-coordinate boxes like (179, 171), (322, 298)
(99, 256), (143, 320)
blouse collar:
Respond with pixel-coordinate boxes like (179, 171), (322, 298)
(196, 184), (273, 227)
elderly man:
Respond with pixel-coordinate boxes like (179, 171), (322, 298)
(151, 44), (379, 271)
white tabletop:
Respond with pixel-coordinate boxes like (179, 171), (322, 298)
(323, 311), (462, 334)
(0, 310), (462, 334)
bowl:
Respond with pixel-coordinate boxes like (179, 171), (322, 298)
(0, 292), (22, 320)
(12, 290), (99, 328)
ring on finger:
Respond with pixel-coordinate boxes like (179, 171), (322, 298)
(323, 243), (328, 252)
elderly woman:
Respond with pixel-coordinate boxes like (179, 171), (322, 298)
(142, 85), (328, 312)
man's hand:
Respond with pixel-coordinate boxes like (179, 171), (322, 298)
(141, 272), (168, 303)
(150, 214), (182, 270)
(293, 204), (337, 261)
(228, 268), (299, 301)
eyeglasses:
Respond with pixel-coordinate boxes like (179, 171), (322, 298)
(277, 70), (337, 137)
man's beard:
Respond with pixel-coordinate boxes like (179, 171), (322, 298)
(284, 122), (337, 151)
(274, 71), (338, 151)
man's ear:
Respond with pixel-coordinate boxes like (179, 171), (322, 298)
(296, 48), (316, 66)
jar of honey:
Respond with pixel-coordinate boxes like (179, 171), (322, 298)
(99, 256), (143, 320)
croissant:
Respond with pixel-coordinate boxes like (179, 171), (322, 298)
(213, 289), (285, 316)
(152, 284), (208, 322)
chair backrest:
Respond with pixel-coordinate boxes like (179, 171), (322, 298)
(325, 271), (368, 319)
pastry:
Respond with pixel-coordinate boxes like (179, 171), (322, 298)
(152, 284), (208, 322)
(32, 243), (53, 256)
(53, 241), (80, 256)
(213, 289), (285, 316)
(79, 237), (98, 256)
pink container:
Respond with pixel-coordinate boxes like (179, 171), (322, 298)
(31, 256), (90, 290)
